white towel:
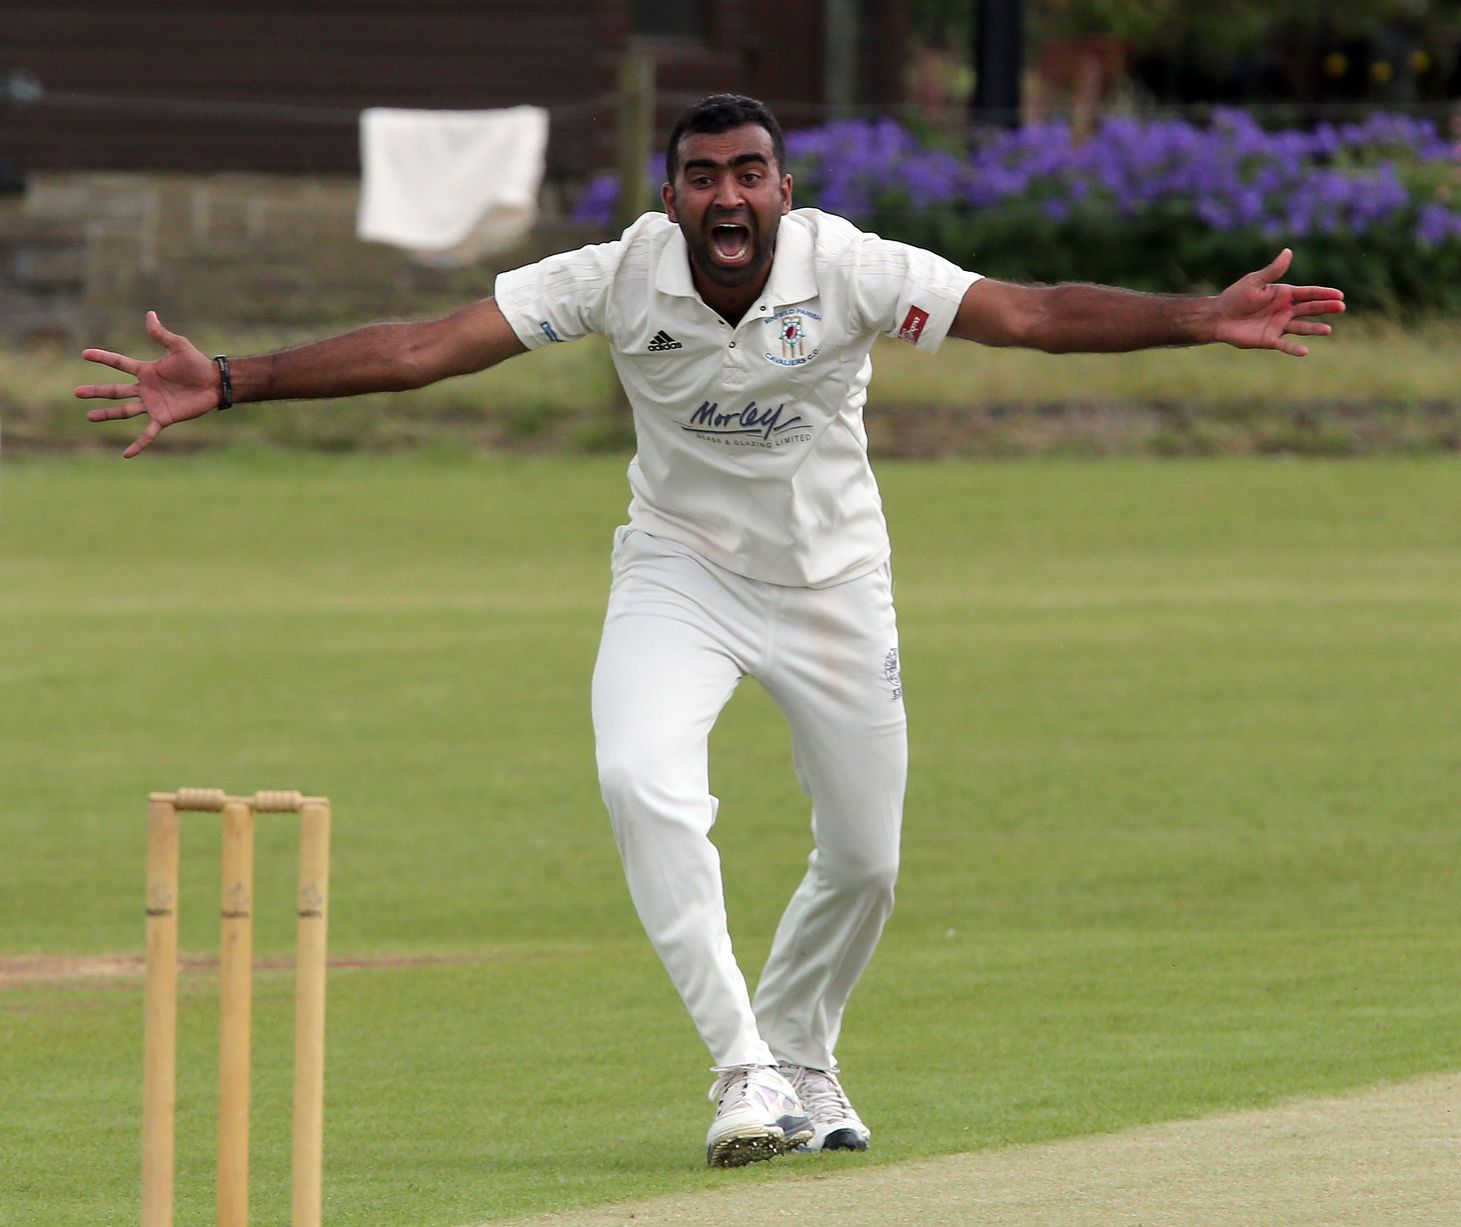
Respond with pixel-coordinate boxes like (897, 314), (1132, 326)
(357, 106), (549, 266)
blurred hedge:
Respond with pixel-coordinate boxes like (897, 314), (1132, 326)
(576, 111), (1461, 312)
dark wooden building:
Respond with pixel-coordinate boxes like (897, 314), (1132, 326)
(2, 1), (908, 180)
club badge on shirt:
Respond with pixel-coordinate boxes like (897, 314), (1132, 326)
(762, 307), (822, 367)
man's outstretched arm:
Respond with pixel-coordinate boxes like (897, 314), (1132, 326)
(951, 249), (1344, 358)
(78, 297), (528, 458)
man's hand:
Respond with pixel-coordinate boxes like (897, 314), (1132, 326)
(77, 311), (221, 458)
(1211, 249), (1345, 358)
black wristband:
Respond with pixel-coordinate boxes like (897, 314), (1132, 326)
(213, 355), (233, 411)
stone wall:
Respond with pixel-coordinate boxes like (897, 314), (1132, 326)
(0, 172), (588, 345)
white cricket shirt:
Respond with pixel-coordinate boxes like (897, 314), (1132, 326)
(495, 208), (980, 587)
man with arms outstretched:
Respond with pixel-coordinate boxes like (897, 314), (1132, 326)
(81, 94), (1343, 1167)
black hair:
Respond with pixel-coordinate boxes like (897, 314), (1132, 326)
(664, 94), (787, 184)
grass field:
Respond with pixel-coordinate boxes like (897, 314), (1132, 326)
(4, 314), (1459, 455)
(2, 451), (1458, 1225)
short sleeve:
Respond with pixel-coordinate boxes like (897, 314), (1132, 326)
(850, 234), (981, 353)
(494, 237), (624, 350)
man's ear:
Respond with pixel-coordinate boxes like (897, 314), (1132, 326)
(661, 182), (678, 223)
(781, 173), (793, 215)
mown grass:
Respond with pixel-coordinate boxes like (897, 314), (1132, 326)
(867, 313), (1461, 407)
(2, 314), (1457, 456)
(2, 453), (1458, 1225)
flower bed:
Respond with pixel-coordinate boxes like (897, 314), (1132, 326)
(575, 111), (1461, 311)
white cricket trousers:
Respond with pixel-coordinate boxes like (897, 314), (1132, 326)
(592, 526), (906, 1071)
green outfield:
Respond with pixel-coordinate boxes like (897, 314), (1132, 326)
(8, 319), (1461, 456)
(2, 452), (1458, 1225)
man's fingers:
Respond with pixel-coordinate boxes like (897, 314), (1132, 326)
(1290, 296), (1346, 316)
(1276, 338), (1309, 358)
(1291, 285), (1345, 302)
(145, 310), (184, 350)
(76, 381), (141, 402)
(80, 347), (141, 376)
(1285, 319), (1332, 337)
(1258, 247), (1293, 284)
(85, 402), (148, 422)
(122, 420), (163, 459)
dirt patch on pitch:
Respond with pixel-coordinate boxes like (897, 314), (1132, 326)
(507, 1072), (1459, 1227)
(0, 951), (507, 987)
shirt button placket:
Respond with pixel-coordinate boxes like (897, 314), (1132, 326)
(724, 320), (750, 390)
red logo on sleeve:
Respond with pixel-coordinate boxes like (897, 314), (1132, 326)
(897, 306), (930, 345)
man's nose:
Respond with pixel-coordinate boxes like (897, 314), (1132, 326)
(712, 176), (745, 207)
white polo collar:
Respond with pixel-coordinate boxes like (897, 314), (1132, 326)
(654, 212), (818, 308)
(762, 214), (818, 306)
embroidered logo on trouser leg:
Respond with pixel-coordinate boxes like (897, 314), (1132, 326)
(883, 647), (902, 701)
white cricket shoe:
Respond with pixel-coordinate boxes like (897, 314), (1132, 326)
(705, 1065), (813, 1167)
(779, 1064), (871, 1152)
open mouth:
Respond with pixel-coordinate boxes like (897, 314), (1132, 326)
(710, 223), (751, 263)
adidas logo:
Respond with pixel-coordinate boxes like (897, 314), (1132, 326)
(648, 329), (683, 352)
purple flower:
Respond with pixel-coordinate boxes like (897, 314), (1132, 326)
(1196, 198), (1234, 232)
(572, 109), (1459, 269)
(571, 172), (620, 228)
(1416, 203), (1461, 246)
